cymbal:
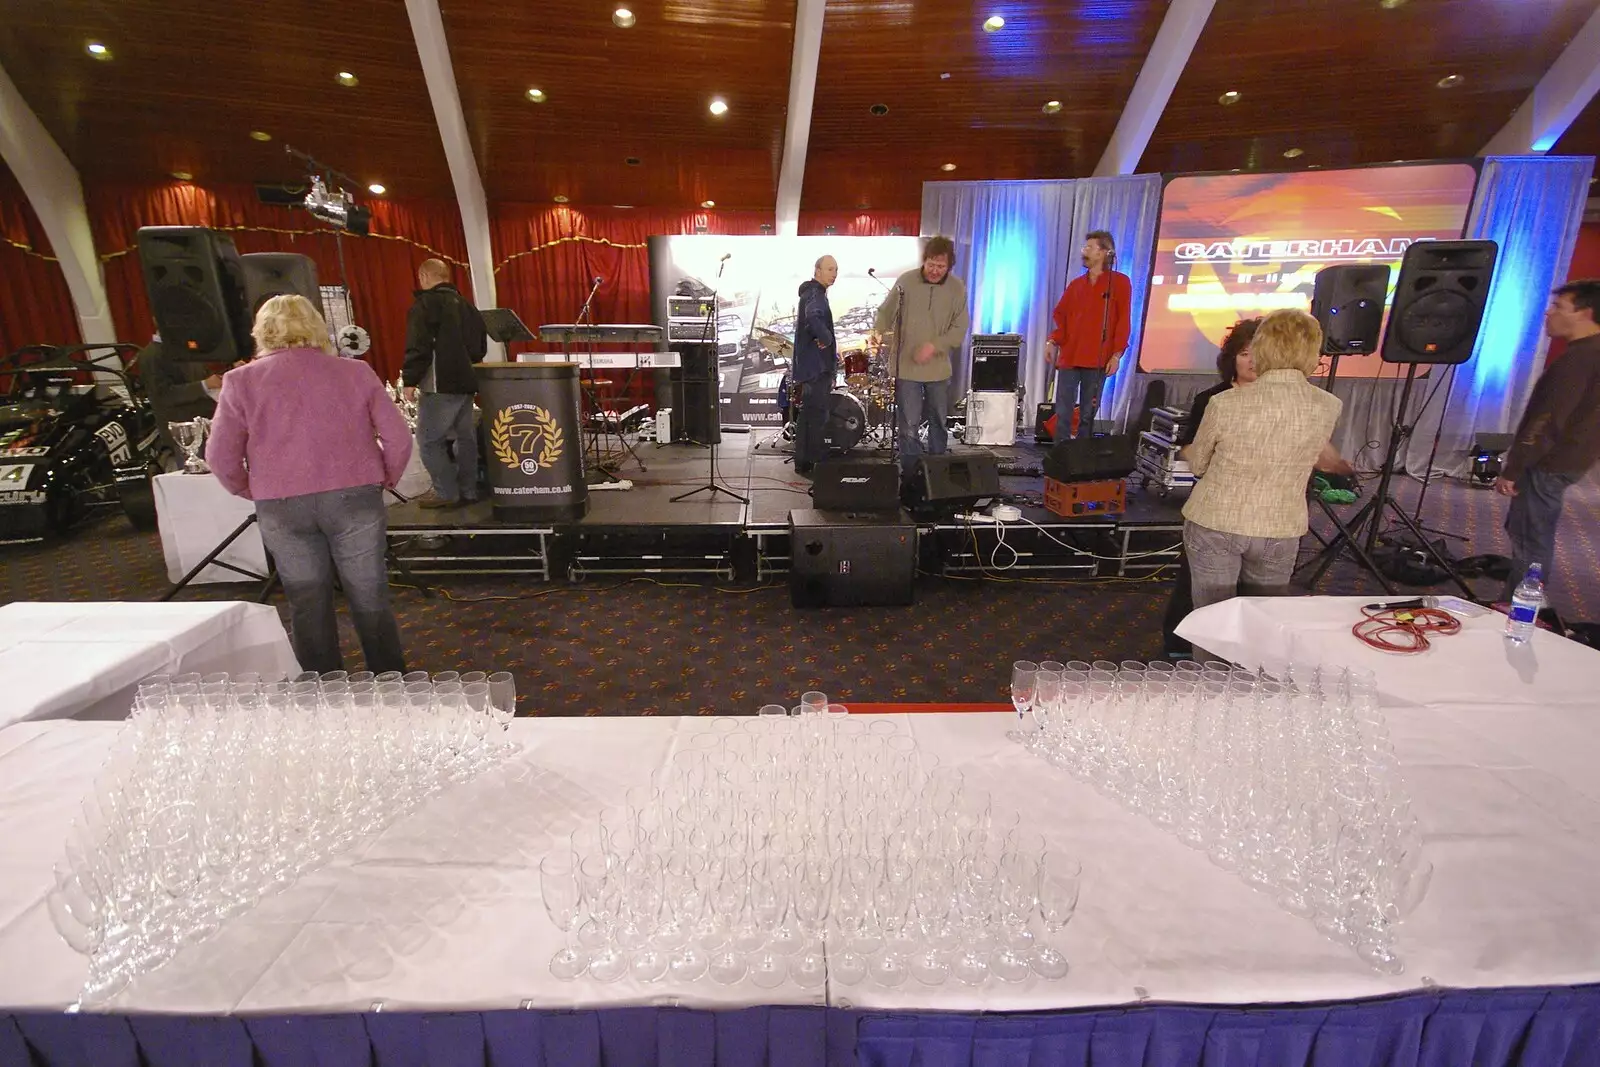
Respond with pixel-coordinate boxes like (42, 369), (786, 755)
(753, 327), (794, 355)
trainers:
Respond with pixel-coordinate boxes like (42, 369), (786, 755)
(416, 490), (458, 509)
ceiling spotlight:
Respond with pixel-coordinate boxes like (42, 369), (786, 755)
(940, 163), (957, 172)
(1042, 99), (1062, 114)
(1436, 73), (1463, 89)
(336, 71), (359, 87)
(85, 41), (111, 60)
(1282, 147), (1304, 159)
(939, 72), (951, 80)
(612, 7), (636, 27)
(553, 195), (569, 204)
(249, 130), (272, 142)
(1379, 0), (1408, 8)
(613, 204), (635, 209)
(367, 183), (386, 195)
(170, 171), (193, 181)
(526, 87), (547, 103)
(624, 156), (642, 166)
(701, 199), (716, 208)
(982, 15), (1005, 32)
(1218, 90), (1241, 105)
(708, 97), (729, 116)
(869, 103), (889, 116)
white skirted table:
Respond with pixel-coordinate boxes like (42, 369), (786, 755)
(151, 472), (266, 586)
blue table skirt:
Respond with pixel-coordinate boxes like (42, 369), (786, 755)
(3, 985), (1596, 1067)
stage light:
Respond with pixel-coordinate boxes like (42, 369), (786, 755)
(701, 199), (716, 208)
(1283, 147), (1304, 158)
(526, 87), (546, 103)
(336, 71), (359, 87)
(1436, 74), (1462, 89)
(553, 195), (569, 203)
(250, 130), (272, 141)
(1042, 100), (1062, 114)
(367, 183), (386, 195)
(982, 15), (1005, 32)
(1469, 435), (1511, 487)
(1218, 90), (1241, 105)
(708, 97), (729, 116)
(941, 163), (957, 171)
(170, 171), (193, 181)
(613, 7), (636, 27)
(86, 41), (111, 60)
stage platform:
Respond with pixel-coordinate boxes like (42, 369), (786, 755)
(385, 429), (1187, 582)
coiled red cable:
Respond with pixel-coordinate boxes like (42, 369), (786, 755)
(1352, 605), (1461, 654)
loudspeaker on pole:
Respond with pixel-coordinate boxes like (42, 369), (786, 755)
(240, 253), (323, 317)
(1380, 240), (1498, 365)
(136, 226), (252, 363)
(1312, 263), (1390, 355)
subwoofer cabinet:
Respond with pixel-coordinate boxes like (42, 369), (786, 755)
(788, 509), (916, 608)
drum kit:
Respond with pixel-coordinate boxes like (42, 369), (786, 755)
(765, 331), (895, 453)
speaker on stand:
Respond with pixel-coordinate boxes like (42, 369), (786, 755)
(240, 253), (323, 317)
(1311, 263), (1390, 394)
(135, 226), (253, 363)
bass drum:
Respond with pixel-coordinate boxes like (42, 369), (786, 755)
(821, 390), (867, 452)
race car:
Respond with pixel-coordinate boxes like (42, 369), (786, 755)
(0, 343), (160, 545)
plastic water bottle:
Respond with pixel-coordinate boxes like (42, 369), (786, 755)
(1504, 563), (1546, 644)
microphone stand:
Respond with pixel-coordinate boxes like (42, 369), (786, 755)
(567, 276), (621, 485)
(672, 258), (747, 505)
(868, 268), (903, 469)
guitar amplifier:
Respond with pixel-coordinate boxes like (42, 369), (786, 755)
(789, 509), (916, 608)
(669, 296), (716, 320)
(1042, 435), (1137, 483)
(970, 334), (1022, 392)
(812, 457), (900, 512)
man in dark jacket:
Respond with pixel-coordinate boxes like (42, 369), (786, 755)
(402, 259), (488, 507)
(137, 336), (222, 466)
(792, 255), (839, 475)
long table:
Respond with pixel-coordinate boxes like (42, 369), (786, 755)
(0, 602), (299, 730)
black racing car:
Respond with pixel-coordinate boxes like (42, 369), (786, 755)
(0, 343), (159, 545)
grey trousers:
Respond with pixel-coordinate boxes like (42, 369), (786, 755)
(418, 391), (479, 502)
(1182, 520), (1299, 660)
(1503, 467), (1579, 605)
(255, 484), (406, 674)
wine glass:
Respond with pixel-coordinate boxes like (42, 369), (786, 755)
(540, 854), (589, 980)
(1032, 855), (1080, 980)
(487, 672), (517, 754)
(1008, 661), (1037, 744)
(911, 861), (952, 986)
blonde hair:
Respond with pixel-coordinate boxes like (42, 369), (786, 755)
(1249, 308), (1322, 375)
(251, 294), (333, 355)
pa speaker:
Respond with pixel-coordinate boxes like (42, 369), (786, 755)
(812, 456), (900, 512)
(1042, 434), (1136, 483)
(136, 226), (252, 363)
(1381, 240), (1498, 365)
(917, 451), (1001, 506)
(1312, 263), (1390, 355)
(789, 508), (916, 608)
(669, 343), (720, 444)
(241, 253), (322, 317)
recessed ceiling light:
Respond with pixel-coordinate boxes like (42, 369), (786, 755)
(940, 163), (957, 172)
(612, 7), (636, 27)
(170, 171), (193, 181)
(708, 97), (729, 116)
(939, 72), (951, 80)
(982, 14), (1005, 32)
(701, 199), (716, 208)
(1282, 147), (1304, 159)
(1042, 100), (1062, 114)
(1436, 73), (1463, 89)
(553, 195), (569, 204)
(336, 71), (359, 87)
(367, 183), (386, 195)
(869, 103), (889, 116)
(249, 130), (272, 142)
(624, 156), (642, 166)
(1379, 0), (1408, 8)
(613, 204), (634, 209)
(85, 41), (111, 60)
(526, 87), (547, 103)
(1218, 90), (1241, 105)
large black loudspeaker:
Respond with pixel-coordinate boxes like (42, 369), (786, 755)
(1381, 240), (1498, 365)
(1312, 264), (1390, 355)
(669, 343), (720, 444)
(241, 253), (322, 317)
(1043, 435), (1136, 483)
(812, 456), (900, 512)
(136, 226), (251, 363)
(789, 508), (916, 608)
(917, 451), (1001, 506)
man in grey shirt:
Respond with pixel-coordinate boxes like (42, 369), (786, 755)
(871, 236), (971, 477)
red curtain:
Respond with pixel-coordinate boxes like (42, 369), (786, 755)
(0, 165), (81, 353)
(797, 211), (920, 237)
(86, 182), (469, 381)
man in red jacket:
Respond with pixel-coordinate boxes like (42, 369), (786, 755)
(1045, 230), (1131, 440)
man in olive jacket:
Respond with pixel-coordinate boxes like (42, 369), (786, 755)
(401, 259), (488, 508)
(871, 236), (971, 476)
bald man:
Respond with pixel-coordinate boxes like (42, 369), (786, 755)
(402, 258), (489, 507)
(792, 255), (839, 474)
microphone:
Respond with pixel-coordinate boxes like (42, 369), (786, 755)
(719, 252), (732, 262)
(867, 267), (876, 276)
(592, 276), (603, 286)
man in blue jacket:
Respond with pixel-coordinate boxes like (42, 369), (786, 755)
(793, 255), (839, 475)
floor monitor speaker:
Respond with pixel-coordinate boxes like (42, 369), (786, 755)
(812, 457), (900, 512)
(1042, 434), (1136, 483)
(917, 451), (1001, 507)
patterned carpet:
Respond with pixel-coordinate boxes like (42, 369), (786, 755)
(1, 468), (1595, 715)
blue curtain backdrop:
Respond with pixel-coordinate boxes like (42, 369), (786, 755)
(920, 175), (1161, 427)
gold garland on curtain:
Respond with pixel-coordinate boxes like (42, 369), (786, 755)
(494, 233), (648, 273)
(3, 236), (59, 263)
(98, 224), (469, 266)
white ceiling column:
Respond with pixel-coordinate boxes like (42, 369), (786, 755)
(1092, 0), (1216, 177)
(1481, 4), (1600, 155)
(405, 0), (502, 357)
(0, 60), (116, 344)
(774, 0), (826, 236)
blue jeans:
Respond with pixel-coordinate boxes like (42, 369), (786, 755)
(256, 484), (406, 674)
(1503, 467), (1579, 605)
(418, 392), (479, 502)
(897, 378), (950, 474)
(1054, 367), (1106, 439)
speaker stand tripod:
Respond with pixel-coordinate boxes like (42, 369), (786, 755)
(671, 260), (746, 506)
(1295, 363), (1476, 600)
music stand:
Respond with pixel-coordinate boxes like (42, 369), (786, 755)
(481, 308), (535, 353)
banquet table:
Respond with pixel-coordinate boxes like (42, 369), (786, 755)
(151, 472), (268, 586)
(1, 703), (1598, 1065)
(0, 602), (298, 730)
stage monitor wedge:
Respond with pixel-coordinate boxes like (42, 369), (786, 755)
(136, 226), (253, 363)
(1381, 239), (1498, 365)
(1312, 264), (1390, 355)
(240, 253), (322, 318)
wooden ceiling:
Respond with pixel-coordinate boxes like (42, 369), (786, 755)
(0, 0), (1596, 213)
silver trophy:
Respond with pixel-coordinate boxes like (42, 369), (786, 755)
(169, 417), (210, 474)
(389, 378), (419, 431)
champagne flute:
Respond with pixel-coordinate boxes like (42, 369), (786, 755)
(1008, 661), (1038, 744)
(1032, 854), (1080, 980)
(540, 854), (589, 979)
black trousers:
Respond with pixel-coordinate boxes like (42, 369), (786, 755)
(796, 377), (831, 467)
(1162, 551), (1194, 657)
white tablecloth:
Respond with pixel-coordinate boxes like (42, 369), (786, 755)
(0, 602), (298, 730)
(1, 709), (1596, 1015)
(152, 472), (267, 585)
